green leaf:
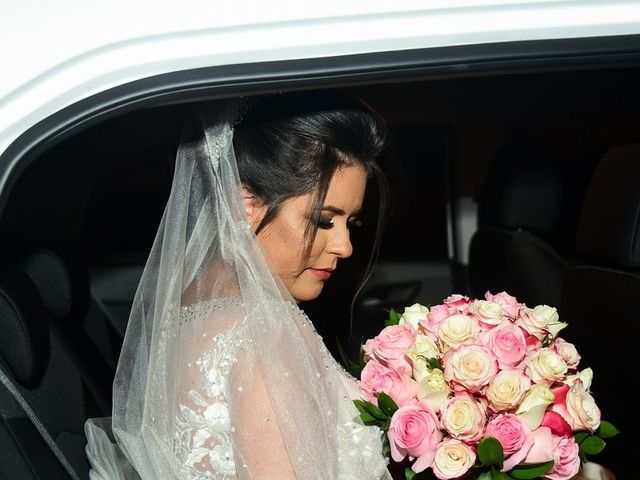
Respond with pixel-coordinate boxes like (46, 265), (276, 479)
(580, 435), (606, 455)
(405, 467), (416, 480)
(492, 471), (512, 480)
(336, 338), (364, 377)
(574, 431), (590, 445)
(357, 412), (377, 424)
(382, 439), (391, 457)
(509, 461), (554, 479)
(377, 391), (399, 417)
(597, 421), (620, 439)
(385, 308), (401, 326)
(476, 471), (494, 480)
(425, 357), (442, 370)
(578, 449), (588, 463)
(477, 436), (504, 468)
(353, 399), (369, 415)
(353, 399), (387, 421)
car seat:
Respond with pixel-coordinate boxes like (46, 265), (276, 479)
(469, 145), (572, 307)
(560, 143), (640, 479)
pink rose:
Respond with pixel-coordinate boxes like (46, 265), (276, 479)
(443, 345), (498, 393)
(524, 427), (554, 464)
(525, 334), (542, 350)
(363, 324), (416, 370)
(541, 411), (573, 437)
(443, 294), (471, 314)
(546, 435), (580, 480)
(484, 413), (534, 471)
(479, 321), (527, 368)
(388, 402), (442, 473)
(552, 384), (570, 415)
(484, 291), (523, 319)
(360, 361), (417, 407)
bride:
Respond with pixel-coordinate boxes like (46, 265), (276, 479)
(84, 91), (393, 479)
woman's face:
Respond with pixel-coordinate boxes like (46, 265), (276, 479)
(244, 165), (367, 303)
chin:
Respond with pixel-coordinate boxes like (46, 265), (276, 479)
(291, 283), (324, 303)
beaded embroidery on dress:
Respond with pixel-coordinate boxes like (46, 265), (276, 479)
(173, 297), (389, 480)
(174, 298), (245, 479)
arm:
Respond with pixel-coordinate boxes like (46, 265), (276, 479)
(174, 301), (295, 479)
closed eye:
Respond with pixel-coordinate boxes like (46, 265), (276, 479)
(317, 217), (334, 230)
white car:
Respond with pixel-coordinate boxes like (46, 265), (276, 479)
(1, 1), (637, 478)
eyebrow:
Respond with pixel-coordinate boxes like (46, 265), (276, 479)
(322, 205), (361, 216)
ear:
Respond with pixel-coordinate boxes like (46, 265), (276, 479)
(240, 185), (265, 228)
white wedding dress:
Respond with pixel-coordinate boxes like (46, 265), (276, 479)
(86, 296), (390, 480)
(170, 297), (389, 480)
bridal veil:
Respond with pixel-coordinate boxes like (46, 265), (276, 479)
(84, 98), (390, 479)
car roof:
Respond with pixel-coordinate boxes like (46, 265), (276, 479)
(1, 0), (640, 159)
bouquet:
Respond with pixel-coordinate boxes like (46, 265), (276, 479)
(346, 292), (619, 480)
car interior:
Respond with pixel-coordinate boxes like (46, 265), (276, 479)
(1, 61), (639, 479)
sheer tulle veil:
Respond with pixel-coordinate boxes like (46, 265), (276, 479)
(84, 98), (390, 479)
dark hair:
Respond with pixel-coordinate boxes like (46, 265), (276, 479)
(233, 90), (389, 298)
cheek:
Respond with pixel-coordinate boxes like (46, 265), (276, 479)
(304, 231), (326, 264)
(260, 221), (306, 277)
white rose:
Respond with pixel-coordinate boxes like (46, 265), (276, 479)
(564, 368), (593, 391)
(407, 334), (441, 382)
(472, 300), (505, 326)
(525, 348), (568, 386)
(553, 338), (581, 369)
(566, 381), (601, 432)
(438, 314), (480, 350)
(399, 303), (429, 328)
(443, 345), (498, 392)
(486, 369), (532, 412)
(432, 438), (476, 480)
(516, 307), (548, 340)
(417, 368), (451, 413)
(516, 384), (555, 430)
(440, 395), (486, 442)
(533, 305), (567, 339)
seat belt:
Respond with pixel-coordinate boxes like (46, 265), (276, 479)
(0, 367), (82, 480)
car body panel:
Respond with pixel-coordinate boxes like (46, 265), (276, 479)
(2, 0), (640, 160)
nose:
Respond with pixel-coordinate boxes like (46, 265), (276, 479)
(326, 223), (353, 259)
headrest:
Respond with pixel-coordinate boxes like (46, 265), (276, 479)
(0, 270), (50, 387)
(21, 244), (89, 322)
(478, 146), (563, 237)
(577, 144), (640, 268)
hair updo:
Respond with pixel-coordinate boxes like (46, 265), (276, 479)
(233, 90), (389, 277)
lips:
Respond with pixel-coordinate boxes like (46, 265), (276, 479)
(307, 268), (333, 280)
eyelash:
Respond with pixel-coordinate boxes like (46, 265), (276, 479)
(316, 217), (363, 230)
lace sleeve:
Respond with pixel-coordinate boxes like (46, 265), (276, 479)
(173, 298), (295, 479)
